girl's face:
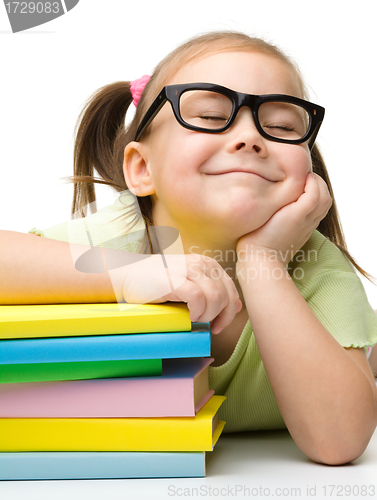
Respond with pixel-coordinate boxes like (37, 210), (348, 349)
(135, 51), (312, 247)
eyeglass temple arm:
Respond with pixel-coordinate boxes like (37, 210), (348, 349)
(308, 120), (324, 151)
(135, 93), (167, 142)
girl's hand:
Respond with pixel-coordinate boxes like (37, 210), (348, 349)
(237, 173), (332, 264)
(121, 253), (241, 333)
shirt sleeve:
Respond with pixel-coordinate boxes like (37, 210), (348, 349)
(28, 192), (147, 254)
(291, 231), (377, 349)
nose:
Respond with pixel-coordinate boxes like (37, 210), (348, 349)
(225, 107), (267, 155)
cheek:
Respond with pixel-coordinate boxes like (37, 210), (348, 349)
(277, 147), (312, 202)
(151, 128), (217, 180)
(282, 146), (312, 180)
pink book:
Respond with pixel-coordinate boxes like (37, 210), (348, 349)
(0, 358), (214, 418)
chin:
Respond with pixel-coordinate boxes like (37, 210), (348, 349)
(216, 214), (267, 239)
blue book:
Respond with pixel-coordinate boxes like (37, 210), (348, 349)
(0, 324), (211, 365)
(0, 451), (206, 480)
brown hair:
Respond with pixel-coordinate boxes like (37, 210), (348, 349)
(67, 30), (372, 281)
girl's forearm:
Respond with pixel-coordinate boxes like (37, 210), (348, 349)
(237, 258), (377, 465)
(0, 231), (117, 304)
(368, 340), (377, 377)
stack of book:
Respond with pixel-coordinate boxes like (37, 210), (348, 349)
(0, 302), (225, 480)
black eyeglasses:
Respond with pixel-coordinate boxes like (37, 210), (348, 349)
(134, 83), (325, 150)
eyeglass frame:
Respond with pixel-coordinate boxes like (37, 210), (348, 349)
(134, 82), (325, 150)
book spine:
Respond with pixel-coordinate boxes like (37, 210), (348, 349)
(0, 332), (211, 364)
(0, 359), (162, 384)
(0, 396), (226, 452)
(0, 419), (225, 452)
(0, 382), (214, 418)
(0, 303), (191, 339)
(0, 451), (205, 479)
(0, 357), (214, 416)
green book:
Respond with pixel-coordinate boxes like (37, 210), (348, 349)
(0, 358), (162, 384)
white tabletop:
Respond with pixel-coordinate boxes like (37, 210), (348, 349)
(1, 428), (376, 500)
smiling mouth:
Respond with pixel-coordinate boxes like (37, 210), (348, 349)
(207, 171), (277, 182)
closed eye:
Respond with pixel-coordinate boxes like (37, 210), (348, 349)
(264, 124), (295, 131)
(199, 115), (228, 121)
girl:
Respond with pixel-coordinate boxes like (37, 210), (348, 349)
(1, 31), (377, 466)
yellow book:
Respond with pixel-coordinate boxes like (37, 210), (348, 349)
(0, 396), (225, 452)
(0, 302), (191, 339)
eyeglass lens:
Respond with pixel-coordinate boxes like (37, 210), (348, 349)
(179, 90), (310, 141)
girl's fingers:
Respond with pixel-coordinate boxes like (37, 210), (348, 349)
(194, 260), (240, 325)
(170, 261), (240, 328)
(124, 253), (240, 330)
(210, 297), (242, 335)
(304, 174), (332, 225)
(167, 276), (230, 324)
(294, 174), (331, 228)
(208, 270), (241, 334)
(164, 279), (207, 322)
(295, 173), (321, 216)
(194, 275), (231, 323)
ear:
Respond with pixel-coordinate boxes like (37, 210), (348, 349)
(123, 142), (156, 196)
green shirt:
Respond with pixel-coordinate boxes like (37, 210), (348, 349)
(29, 192), (377, 432)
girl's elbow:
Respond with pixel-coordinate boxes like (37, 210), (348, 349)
(304, 431), (374, 466)
(301, 399), (377, 465)
(309, 443), (367, 466)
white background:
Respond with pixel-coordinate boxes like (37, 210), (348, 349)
(1, 4), (377, 499)
(1, 0), (376, 305)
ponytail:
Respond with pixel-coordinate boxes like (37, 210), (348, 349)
(69, 81), (133, 218)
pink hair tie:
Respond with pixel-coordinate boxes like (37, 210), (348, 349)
(130, 75), (151, 107)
